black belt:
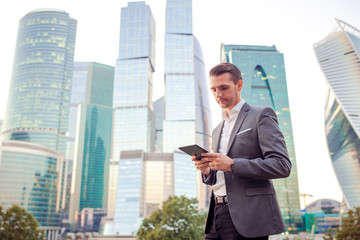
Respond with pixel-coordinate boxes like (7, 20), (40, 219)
(214, 195), (228, 205)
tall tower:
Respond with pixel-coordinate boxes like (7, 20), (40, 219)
(2, 9), (76, 156)
(221, 44), (302, 231)
(110, 2), (156, 235)
(163, 0), (211, 153)
(314, 19), (360, 209)
(163, 0), (212, 211)
(111, 1), (156, 162)
(0, 9), (76, 238)
(68, 62), (114, 230)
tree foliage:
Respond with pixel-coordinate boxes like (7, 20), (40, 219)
(335, 206), (360, 240)
(137, 195), (206, 240)
(323, 227), (335, 240)
(0, 204), (44, 240)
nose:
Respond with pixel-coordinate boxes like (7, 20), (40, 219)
(215, 90), (222, 98)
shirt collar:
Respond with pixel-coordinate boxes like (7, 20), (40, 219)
(222, 99), (245, 121)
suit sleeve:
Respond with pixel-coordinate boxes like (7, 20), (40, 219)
(231, 107), (291, 179)
(202, 170), (217, 185)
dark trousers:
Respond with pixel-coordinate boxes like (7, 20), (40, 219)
(205, 204), (269, 240)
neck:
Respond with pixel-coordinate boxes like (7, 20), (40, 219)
(226, 98), (241, 112)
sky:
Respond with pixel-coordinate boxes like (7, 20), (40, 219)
(1, 0), (360, 208)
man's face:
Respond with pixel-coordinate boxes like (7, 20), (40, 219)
(210, 72), (242, 111)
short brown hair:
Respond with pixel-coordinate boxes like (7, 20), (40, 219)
(209, 62), (242, 84)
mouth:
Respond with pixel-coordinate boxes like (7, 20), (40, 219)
(218, 99), (227, 104)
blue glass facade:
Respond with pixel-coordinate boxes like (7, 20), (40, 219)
(114, 152), (144, 235)
(68, 62), (114, 229)
(163, 0), (211, 152)
(173, 152), (197, 197)
(221, 44), (302, 231)
(325, 91), (360, 209)
(2, 9), (77, 156)
(163, 0), (212, 211)
(0, 141), (63, 228)
(112, 2), (155, 163)
(109, 1), (212, 235)
(110, 2), (155, 235)
(0, 9), (76, 236)
(78, 105), (112, 208)
(154, 97), (165, 152)
(314, 19), (360, 209)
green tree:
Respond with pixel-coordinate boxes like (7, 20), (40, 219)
(335, 206), (360, 240)
(0, 204), (44, 240)
(137, 195), (206, 240)
(323, 227), (335, 240)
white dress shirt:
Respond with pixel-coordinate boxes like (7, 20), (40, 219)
(212, 99), (245, 197)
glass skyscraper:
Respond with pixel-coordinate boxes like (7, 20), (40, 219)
(221, 44), (302, 231)
(314, 19), (360, 209)
(112, 150), (196, 236)
(163, 0), (211, 153)
(163, 0), (212, 211)
(0, 9), (76, 238)
(154, 97), (165, 152)
(109, 1), (156, 235)
(2, 9), (77, 156)
(68, 62), (114, 230)
(106, 1), (212, 236)
(111, 1), (156, 162)
(0, 140), (64, 238)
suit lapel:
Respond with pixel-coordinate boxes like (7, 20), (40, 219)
(226, 102), (250, 155)
(212, 121), (224, 153)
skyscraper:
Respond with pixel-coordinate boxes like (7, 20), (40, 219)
(0, 141), (65, 238)
(163, 0), (212, 153)
(0, 9), (76, 238)
(68, 62), (114, 230)
(221, 44), (302, 231)
(314, 19), (360, 209)
(163, 0), (212, 211)
(104, 1), (212, 236)
(108, 1), (156, 218)
(2, 9), (77, 156)
(111, 1), (156, 161)
(109, 1), (156, 235)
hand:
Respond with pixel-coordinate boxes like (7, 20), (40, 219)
(200, 153), (234, 172)
(191, 155), (211, 176)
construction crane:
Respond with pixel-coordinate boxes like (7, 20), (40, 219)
(300, 193), (313, 210)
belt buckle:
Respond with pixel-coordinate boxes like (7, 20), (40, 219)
(215, 196), (227, 205)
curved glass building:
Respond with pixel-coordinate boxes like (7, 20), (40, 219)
(0, 140), (64, 237)
(221, 44), (302, 231)
(0, 9), (76, 238)
(1, 9), (77, 156)
(314, 19), (360, 209)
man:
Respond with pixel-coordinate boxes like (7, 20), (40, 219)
(193, 62), (291, 240)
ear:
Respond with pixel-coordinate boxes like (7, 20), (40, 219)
(237, 80), (243, 91)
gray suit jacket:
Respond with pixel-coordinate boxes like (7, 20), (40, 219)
(202, 102), (291, 238)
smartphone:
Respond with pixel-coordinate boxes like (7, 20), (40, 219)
(178, 144), (208, 160)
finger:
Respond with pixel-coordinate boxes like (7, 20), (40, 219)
(198, 162), (209, 167)
(201, 152), (219, 157)
(201, 157), (214, 162)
